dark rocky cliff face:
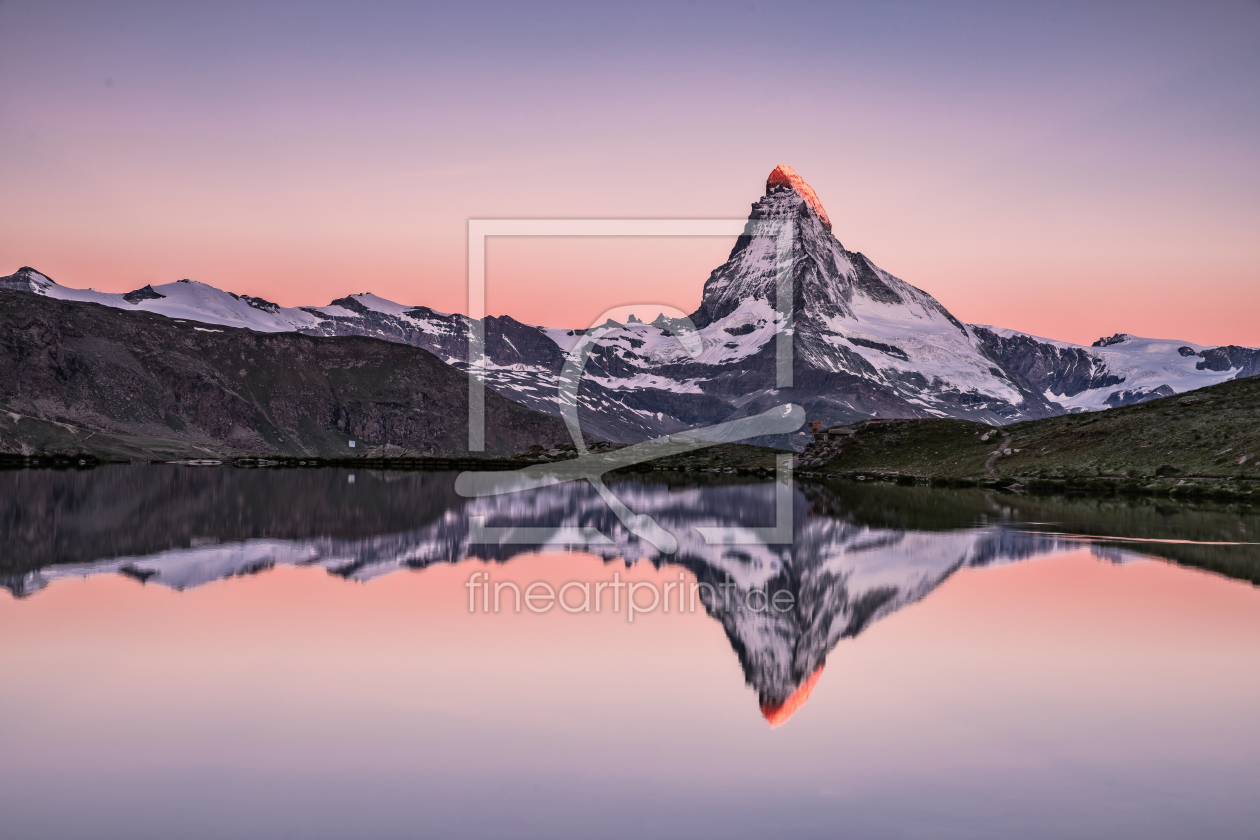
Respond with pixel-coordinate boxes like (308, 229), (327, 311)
(971, 326), (1124, 397)
(0, 292), (568, 459)
(1193, 344), (1260, 374)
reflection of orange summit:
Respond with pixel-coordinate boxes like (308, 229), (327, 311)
(766, 164), (832, 231)
(760, 664), (825, 728)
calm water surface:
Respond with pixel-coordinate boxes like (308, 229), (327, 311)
(2, 466), (1259, 839)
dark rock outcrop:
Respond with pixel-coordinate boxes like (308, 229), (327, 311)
(123, 285), (165, 304)
(972, 326), (1124, 397)
(1194, 344), (1260, 374)
(1093, 333), (1131, 348)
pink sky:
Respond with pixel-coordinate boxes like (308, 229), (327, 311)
(2, 2), (1257, 346)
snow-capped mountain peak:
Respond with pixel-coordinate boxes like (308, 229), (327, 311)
(345, 292), (440, 318)
(673, 165), (1060, 430)
(766, 164), (832, 230)
(3, 266), (57, 293)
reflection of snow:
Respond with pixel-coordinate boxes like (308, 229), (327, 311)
(7, 479), (1126, 725)
(18, 481), (1100, 596)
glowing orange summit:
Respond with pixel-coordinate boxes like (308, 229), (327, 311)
(760, 664), (825, 728)
(766, 164), (832, 230)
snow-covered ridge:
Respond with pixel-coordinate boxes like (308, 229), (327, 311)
(2, 268), (326, 332)
(0, 268), (456, 337)
(972, 326), (1259, 412)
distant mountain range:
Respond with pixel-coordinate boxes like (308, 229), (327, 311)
(3, 165), (1256, 453)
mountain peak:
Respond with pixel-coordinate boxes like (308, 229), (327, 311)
(13, 266), (54, 283)
(766, 165), (832, 231)
(0, 266), (56, 294)
(760, 664), (824, 728)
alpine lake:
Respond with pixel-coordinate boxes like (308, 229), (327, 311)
(2, 463), (1258, 840)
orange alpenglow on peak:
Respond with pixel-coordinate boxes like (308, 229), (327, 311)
(759, 664), (825, 728)
(766, 164), (832, 231)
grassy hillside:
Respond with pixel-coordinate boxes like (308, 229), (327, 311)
(803, 375), (1260, 485)
(608, 442), (784, 475)
(799, 481), (1260, 585)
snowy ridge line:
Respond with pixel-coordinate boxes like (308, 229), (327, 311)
(970, 325), (1258, 412)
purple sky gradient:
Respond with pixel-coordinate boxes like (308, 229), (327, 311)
(1, 0), (1257, 344)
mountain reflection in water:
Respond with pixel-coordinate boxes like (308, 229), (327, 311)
(4, 466), (1257, 725)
